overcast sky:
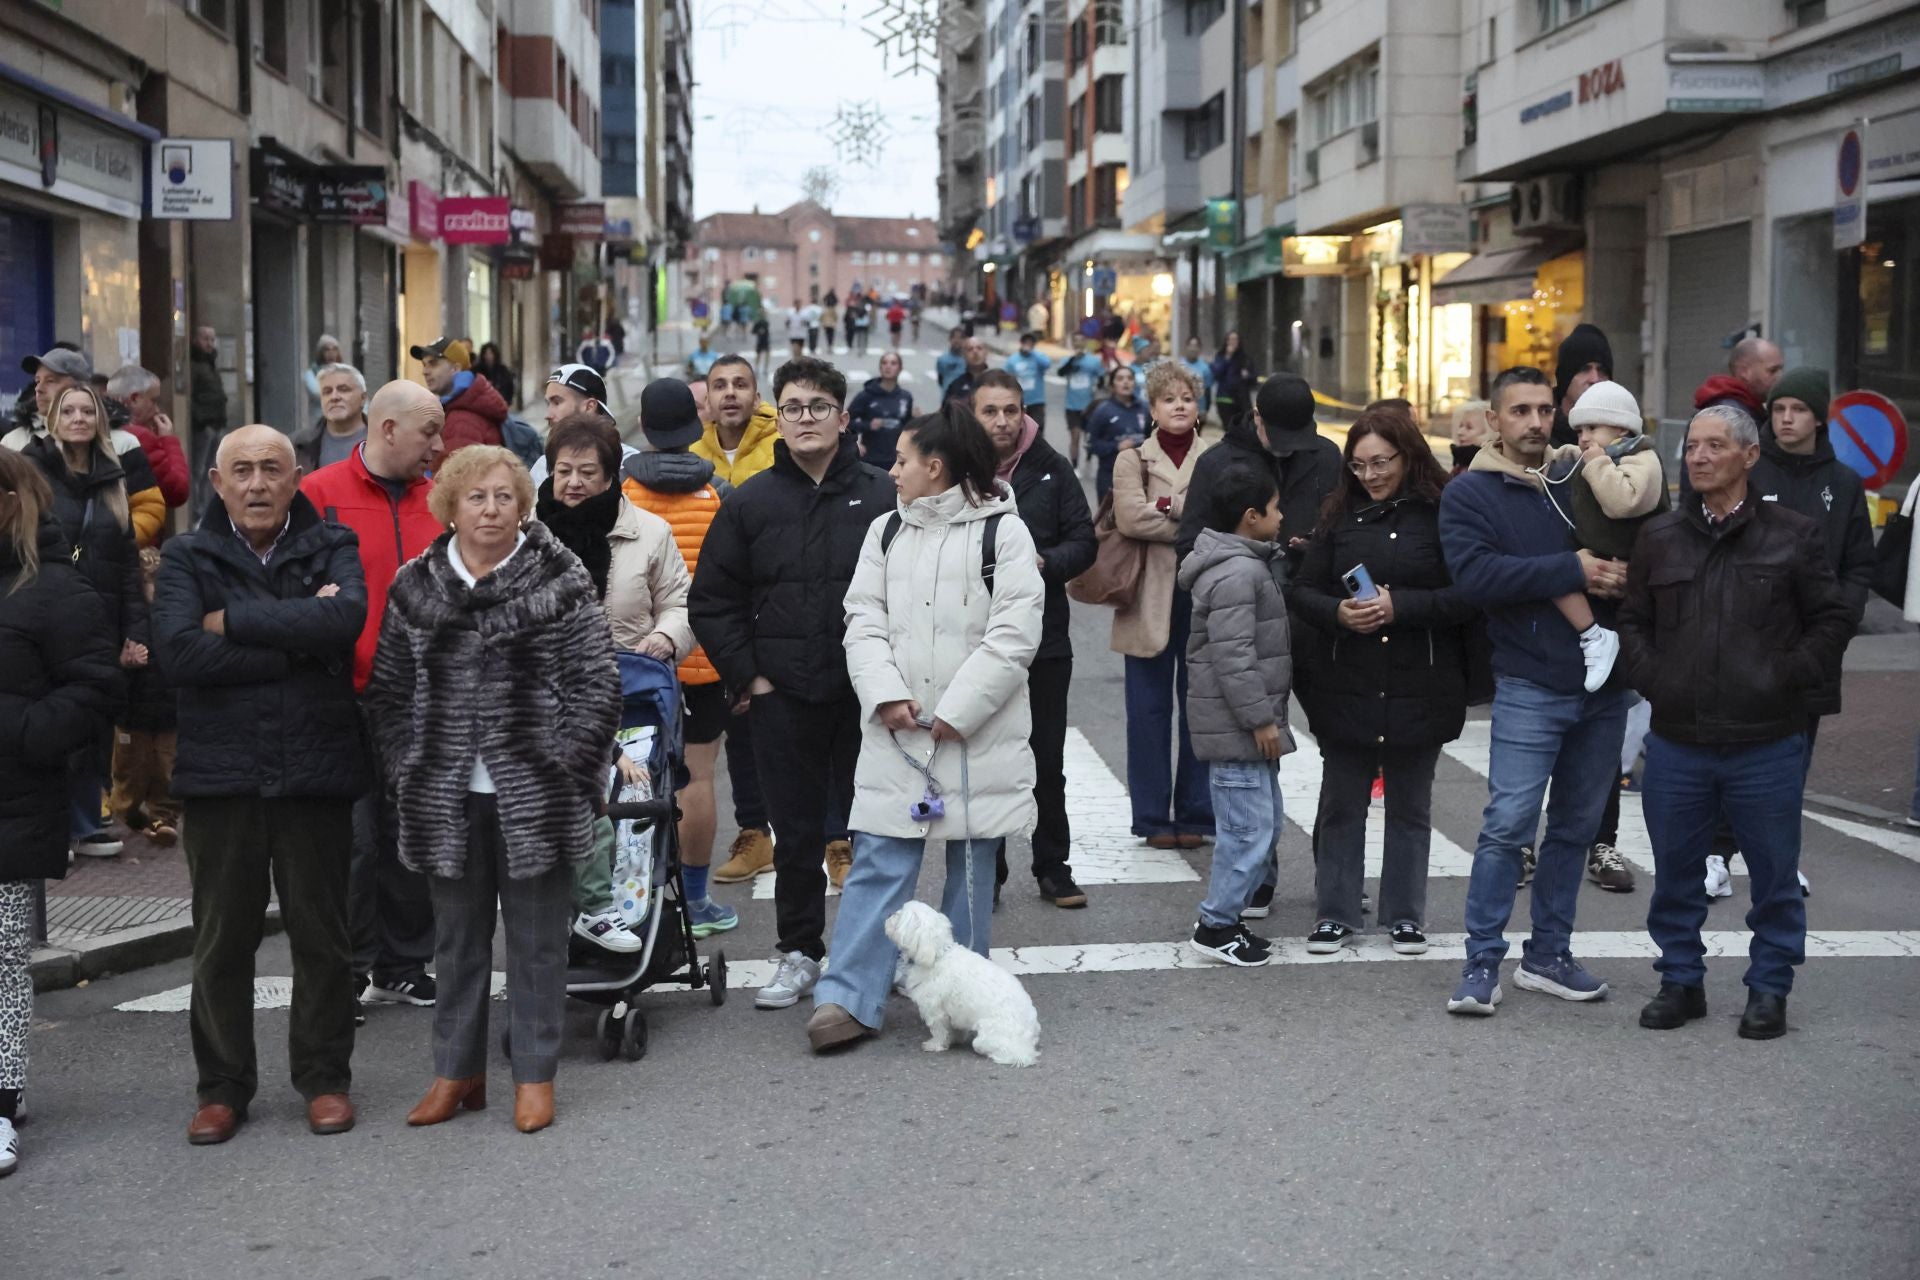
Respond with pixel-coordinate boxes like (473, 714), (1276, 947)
(689, 0), (941, 220)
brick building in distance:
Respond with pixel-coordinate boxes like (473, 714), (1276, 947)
(687, 201), (950, 309)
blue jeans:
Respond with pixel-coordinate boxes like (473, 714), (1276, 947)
(1642, 732), (1807, 995)
(1463, 678), (1627, 966)
(1124, 589), (1213, 838)
(1199, 761), (1282, 927)
(813, 833), (998, 1031)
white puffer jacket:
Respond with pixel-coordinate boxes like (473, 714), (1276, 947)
(843, 482), (1045, 839)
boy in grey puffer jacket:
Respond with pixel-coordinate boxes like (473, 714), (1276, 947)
(1176, 463), (1297, 967)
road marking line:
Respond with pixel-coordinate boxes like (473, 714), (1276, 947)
(111, 929), (1920, 1008)
(1805, 810), (1920, 864)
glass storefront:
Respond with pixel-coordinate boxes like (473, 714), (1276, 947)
(1486, 249), (1585, 380)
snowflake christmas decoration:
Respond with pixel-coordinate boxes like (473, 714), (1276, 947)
(800, 165), (842, 208)
(828, 100), (891, 168)
(863, 0), (942, 77)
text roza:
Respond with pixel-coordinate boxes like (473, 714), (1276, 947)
(1579, 59), (1625, 104)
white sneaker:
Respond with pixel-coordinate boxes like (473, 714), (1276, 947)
(1578, 625), (1620, 693)
(573, 911), (645, 953)
(754, 951), (822, 1009)
(0, 1116), (16, 1177)
(1704, 854), (1733, 899)
(1797, 870), (1811, 898)
(71, 832), (124, 858)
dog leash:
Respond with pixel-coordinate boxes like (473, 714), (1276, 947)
(893, 735), (981, 954)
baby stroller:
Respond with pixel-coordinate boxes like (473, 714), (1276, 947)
(560, 652), (727, 1061)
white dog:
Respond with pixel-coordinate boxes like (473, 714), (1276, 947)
(885, 900), (1040, 1067)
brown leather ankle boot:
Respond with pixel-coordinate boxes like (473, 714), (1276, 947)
(513, 1082), (554, 1133)
(406, 1076), (486, 1126)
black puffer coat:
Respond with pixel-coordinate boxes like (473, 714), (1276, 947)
(689, 436), (896, 703)
(0, 519), (122, 880)
(366, 521), (621, 880)
(153, 494), (370, 798)
(1009, 434), (1096, 661)
(1289, 495), (1478, 750)
(22, 434), (145, 647)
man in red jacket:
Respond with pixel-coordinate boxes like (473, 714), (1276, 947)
(107, 365), (191, 516)
(301, 380), (446, 1013)
(409, 336), (506, 455)
(1692, 335), (1782, 424)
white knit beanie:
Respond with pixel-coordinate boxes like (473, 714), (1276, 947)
(1567, 380), (1643, 436)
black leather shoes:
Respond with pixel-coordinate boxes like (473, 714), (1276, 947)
(1639, 982), (1707, 1030)
(1738, 990), (1788, 1040)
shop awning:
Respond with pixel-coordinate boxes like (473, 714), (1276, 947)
(1431, 237), (1579, 306)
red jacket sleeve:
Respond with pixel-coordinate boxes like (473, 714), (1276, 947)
(131, 424), (190, 508)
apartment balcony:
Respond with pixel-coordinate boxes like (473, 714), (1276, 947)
(512, 99), (599, 201)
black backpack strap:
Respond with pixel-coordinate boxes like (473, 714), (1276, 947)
(879, 512), (904, 554)
(981, 512), (1002, 596)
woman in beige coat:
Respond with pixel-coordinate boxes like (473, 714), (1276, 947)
(1111, 363), (1215, 849)
(533, 413), (698, 952)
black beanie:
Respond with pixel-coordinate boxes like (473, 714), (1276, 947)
(1554, 323), (1614, 404)
(1255, 372), (1316, 435)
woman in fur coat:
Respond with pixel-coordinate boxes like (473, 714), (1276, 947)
(365, 446), (620, 1135)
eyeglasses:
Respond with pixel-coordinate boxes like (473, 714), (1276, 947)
(1347, 452), (1401, 476)
(777, 400), (839, 423)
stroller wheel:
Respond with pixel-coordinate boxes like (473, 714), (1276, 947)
(709, 952), (728, 1006)
(620, 1012), (649, 1061)
(596, 1008), (621, 1061)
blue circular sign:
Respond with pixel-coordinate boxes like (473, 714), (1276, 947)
(1838, 130), (1863, 196)
(1829, 390), (1909, 488)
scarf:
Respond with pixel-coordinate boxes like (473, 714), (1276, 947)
(1156, 427), (1194, 469)
(534, 478), (620, 600)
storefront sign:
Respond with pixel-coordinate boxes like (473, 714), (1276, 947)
(1263, 226), (1286, 266)
(152, 138), (234, 220)
(1520, 89), (1573, 124)
(312, 166), (387, 225)
(1765, 10), (1920, 110)
(510, 205), (539, 243)
(408, 180), (441, 241)
(1281, 235), (1353, 276)
(1578, 59), (1626, 103)
(1836, 123), (1867, 250)
(500, 243), (538, 280)
(440, 195), (511, 244)
(0, 85), (144, 218)
(1665, 64), (1764, 114)
(250, 145), (311, 218)
(1205, 198), (1238, 250)
(1867, 110), (1920, 183)
(1400, 204), (1475, 256)
(557, 202), (607, 238)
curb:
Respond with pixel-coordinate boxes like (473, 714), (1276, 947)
(30, 906), (283, 994)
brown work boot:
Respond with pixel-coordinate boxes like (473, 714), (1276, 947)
(806, 1003), (872, 1053)
(307, 1093), (355, 1135)
(187, 1103), (242, 1146)
(713, 828), (774, 882)
(514, 1082), (555, 1133)
(825, 839), (853, 889)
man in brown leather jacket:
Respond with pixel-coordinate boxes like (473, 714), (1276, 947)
(1617, 404), (1852, 1042)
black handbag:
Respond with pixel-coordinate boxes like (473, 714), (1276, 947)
(1871, 497), (1912, 608)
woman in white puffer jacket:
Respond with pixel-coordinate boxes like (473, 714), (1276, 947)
(806, 402), (1045, 1052)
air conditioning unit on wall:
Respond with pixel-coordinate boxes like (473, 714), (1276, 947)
(1510, 174), (1584, 233)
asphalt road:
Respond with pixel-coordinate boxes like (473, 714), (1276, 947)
(10, 324), (1918, 1279)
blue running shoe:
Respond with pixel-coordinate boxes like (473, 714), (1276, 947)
(688, 898), (739, 939)
(1514, 952), (1609, 1002)
(1446, 962), (1503, 1016)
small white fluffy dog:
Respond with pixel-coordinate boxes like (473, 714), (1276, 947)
(885, 900), (1040, 1067)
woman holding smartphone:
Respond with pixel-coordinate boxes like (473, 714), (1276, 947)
(1288, 407), (1476, 955)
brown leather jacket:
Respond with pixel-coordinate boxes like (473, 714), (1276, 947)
(1617, 494), (1853, 745)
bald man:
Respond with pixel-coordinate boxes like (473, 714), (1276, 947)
(943, 334), (992, 404)
(155, 423), (370, 1145)
(301, 381), (447, 1011)
(1694, 336), (1783, 424)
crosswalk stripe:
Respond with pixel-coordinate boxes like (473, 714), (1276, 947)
(110, 928), (1920, 1009)
(1284, 724), (1478, 876)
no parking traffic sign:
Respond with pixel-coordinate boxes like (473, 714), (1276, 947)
(1827, 390), (1908, 489)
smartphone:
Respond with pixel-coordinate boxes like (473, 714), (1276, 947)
(1342, 563), (1379, 601)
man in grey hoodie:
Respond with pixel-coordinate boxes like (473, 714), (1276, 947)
(1178, 461), (1295, 968)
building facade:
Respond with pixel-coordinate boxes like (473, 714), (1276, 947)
(978, 0), (1069, 332)
(688, 203), (947, 311)
(937, 0), (988, 297)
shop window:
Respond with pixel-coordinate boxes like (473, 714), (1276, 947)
(1184, 94), (1225, 159)
(256, 0), (290, 75)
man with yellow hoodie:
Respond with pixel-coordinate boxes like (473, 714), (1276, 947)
(693, 355), (783, 882)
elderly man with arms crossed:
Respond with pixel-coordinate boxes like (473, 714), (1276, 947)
(155, 426), (369, 1145)
(1617, 405), (1852, 1041)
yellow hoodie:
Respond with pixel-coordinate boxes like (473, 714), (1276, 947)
(691, 400), (780, 485)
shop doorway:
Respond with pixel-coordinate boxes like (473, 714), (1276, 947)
(1662, 223), (1751, 420)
